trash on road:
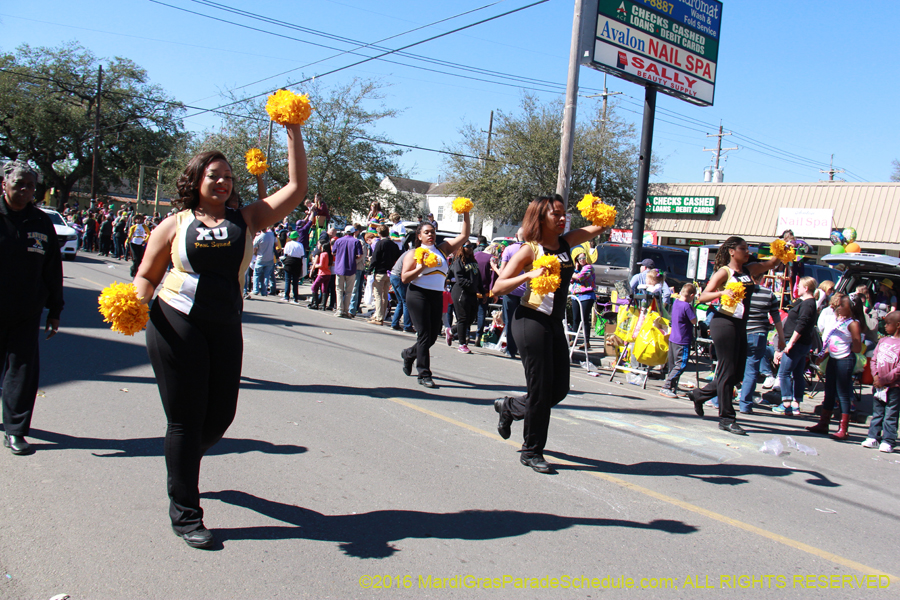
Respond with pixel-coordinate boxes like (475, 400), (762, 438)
(815, 508), (837, 513)
(786, 436), (818, 456)
(759, 438), (784, 456)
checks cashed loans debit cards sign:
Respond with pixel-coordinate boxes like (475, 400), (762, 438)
(581, 0), (723, 106)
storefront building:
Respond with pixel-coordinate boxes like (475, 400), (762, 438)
(644, 182), (900, 261)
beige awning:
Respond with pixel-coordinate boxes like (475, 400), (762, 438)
(645, 182), (900, 250)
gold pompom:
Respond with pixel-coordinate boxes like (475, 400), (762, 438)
(531, 254), (562, 295)
(770, 239), (797, 263)
(452, 197), (474, 214)
(720, 281), (746, 309)
(577, 193), (617, 228)
(98, 282), (149, 336)
(265, 89), (312, 125)
(245, 148), (268, 176)
(415, 247), (439, 268)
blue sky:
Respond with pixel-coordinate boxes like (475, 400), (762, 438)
(2, 0), (897, 186)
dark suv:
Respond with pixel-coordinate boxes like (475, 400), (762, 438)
(591, 242), (690, 303)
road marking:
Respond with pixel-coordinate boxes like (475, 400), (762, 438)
(382, 393), (896, 579)
(80, 277), (104, 288)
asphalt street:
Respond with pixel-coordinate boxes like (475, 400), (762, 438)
(1, 254), (897, 599)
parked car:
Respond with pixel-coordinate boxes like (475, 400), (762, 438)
(590, 242), (690, 303)
(821, 253), (900, 298)
(39, 207), (79, 261)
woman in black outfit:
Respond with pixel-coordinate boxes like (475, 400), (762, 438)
(134, 122), (307, 549)
(400, 216), (470, 388)
(491, 195), (609, 473)
(447, 243), (481, 353)
(690, 237), (781, 435)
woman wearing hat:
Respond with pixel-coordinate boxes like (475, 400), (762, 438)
(874, 279), (897, 317)
(282, 229), (306, 303)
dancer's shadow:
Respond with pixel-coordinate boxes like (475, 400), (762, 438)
(202, 489), (698, 558)
(22, 429), (307, 458)
(544, 451), (839, 487)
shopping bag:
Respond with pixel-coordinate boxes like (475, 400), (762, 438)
(614, 305), (640, 342)
(633, 314), (670, 366)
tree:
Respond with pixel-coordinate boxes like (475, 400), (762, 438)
(302, 78), (408, 220)
(185, 78), (410, 222)
(0, 42), (185, 208)
(892, 159), (900, 182)
(442, 93), (652, 226)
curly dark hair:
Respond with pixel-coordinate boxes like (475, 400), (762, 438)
(714, 236), (745, 272)
(173, 151), (241, 211)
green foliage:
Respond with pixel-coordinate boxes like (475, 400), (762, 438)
(0, 42), (185, 208)
(182, 78), (409, 223)
(892, 159), (900, 182)
(443, 93), (654, 226)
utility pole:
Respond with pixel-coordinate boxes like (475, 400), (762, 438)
(585, 74), (622, 192)
(484, 110), (494, 159)
(703, 123), (738, 175)
(629, 87), (657, 277)
(89, 65), (103, 208)
(136, 165), (145, 215)
(555, 0), (585, 210)
(819, 154), (845, 181)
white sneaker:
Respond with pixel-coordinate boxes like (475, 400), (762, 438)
(879, 442), (894, 453)
(861, 438), (879, 448)
(762, 377), (778, 389)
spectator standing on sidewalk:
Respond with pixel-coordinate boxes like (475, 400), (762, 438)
(281, 231), (306, 303)
(252, 227), (276, 296)
(368, 224), (401, 325)
(332, 225), (363, 318)
(659, 284), (697, 398)
(390, 248), (414, 332)
(499, 229), (525, 359)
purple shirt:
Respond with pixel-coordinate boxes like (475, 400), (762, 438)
(331, 235), (362, 276)
(474, 251), (493, 294)
(668, 299), (696, 346)
(501, 242), (525, 297)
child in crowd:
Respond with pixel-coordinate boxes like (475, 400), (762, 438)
(862, 311), (900, 453)
(308, 242), (333, 310)
(659, 284), (697, 399)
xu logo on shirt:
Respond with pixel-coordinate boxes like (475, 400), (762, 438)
(196, 227), (229, 241)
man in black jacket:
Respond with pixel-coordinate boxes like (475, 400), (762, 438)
(0, 160), (64, 455)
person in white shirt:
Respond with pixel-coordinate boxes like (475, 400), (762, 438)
(281, 231), (306, 303)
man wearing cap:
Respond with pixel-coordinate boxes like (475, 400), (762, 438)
(332, 224), (363, 318)
(1, 160), (64, 455)
(281, 230), (306, 303)
(629, 258), (671, 305)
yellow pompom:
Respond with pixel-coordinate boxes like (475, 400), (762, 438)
(452, 197), (474, 214)
(245, 148), (268, 176)
(415, 247), (439, 268)
(265, 89), (312, 125)
(770, 239), (797, 263)
(98, 282), (149, 336)
(576, 193), (617, 228)
(531, 254), (562, 295)
(720, 281), (746, 309)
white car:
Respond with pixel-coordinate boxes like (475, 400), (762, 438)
(39, 207), (79, 261)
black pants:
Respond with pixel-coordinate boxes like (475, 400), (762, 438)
(450, 287), (477, 345)
(507, 307), (570, 457)
(284, 269), (301, 301)
(402, 285), (443, 378)
(130, 243), (146, 277)
(146, 300), (243, 533)
(99, 235), (112, 256)
(1, 313), (42, 436)
(693, 315), (746, 422)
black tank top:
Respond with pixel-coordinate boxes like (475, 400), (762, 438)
(158, 208), (253, 322)
(521, 237), (575, 321)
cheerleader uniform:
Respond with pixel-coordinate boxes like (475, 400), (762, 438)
(146, 208), (252, 534)
(505, 238), (575, 461)
(401, 244), (449, 381)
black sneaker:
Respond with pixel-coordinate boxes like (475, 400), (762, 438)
(494, 397), (513, 439)
(402, 352), (414, 377)
(691, 391), (705, 417)
(173, 525), (215, 549)
(418, 376), (437, 388)
(520, 454), (553, 474)
(718, 420), (747, 435)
